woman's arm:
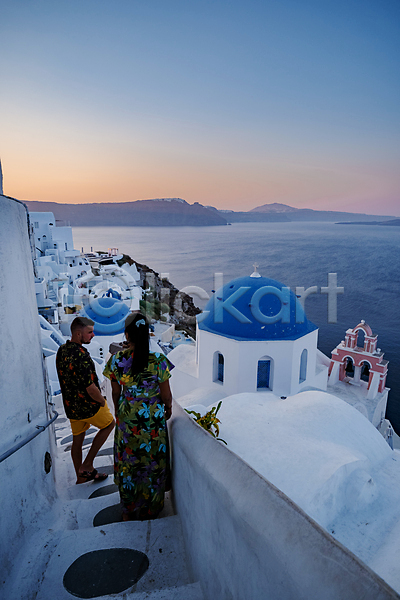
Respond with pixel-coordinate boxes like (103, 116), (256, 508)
(111, 380), (122, 414)
(159, 380), (172, 420)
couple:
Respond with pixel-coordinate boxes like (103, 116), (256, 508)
(56, 313), (173, 521)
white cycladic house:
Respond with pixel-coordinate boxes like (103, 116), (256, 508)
(169, 271), (328, 400)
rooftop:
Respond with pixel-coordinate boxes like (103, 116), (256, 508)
(198, 275), (317, 341)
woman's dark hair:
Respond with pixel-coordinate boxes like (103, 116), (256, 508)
(124, 312), (149, 374)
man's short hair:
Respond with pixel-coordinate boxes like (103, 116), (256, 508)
(70, 316), (94, 333)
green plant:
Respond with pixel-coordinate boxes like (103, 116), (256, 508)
(185, 401), (227, 444)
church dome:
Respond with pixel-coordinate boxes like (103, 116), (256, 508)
(198, 275), (317, 341)
(80, 296), (130, 335)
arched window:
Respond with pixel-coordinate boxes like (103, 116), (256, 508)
(299, 349), (307, 383)
(361, 361), (370, 382)
(356, 329), (366, 350)
(213, 352), (224, 384)
(345, 357), (354, 378)
(257, 357), (272, 390)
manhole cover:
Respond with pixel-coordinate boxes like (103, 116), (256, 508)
(63, 548), (149, 598)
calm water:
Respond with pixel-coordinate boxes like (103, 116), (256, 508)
(72, 222), (400, 432)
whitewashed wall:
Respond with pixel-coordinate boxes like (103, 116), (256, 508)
(197, 328), (323, 398)
(0, 196), (57, 585)
(170, 402), (398, 600)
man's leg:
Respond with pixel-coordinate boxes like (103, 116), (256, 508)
(81, 419), (115, 473)
(71, 431), (86, 479)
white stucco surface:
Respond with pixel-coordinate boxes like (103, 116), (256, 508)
(180, 389), (400, 592)
(170, 402), (399, 600)
(0, 196), (58, 586)
(169, 324), (329, 401)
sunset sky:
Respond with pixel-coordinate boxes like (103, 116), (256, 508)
(1, 0), (399, 215)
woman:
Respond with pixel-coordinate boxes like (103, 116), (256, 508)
(103, 312), (173, 521)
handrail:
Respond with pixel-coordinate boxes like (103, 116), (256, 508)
(0, 410), (58, 463)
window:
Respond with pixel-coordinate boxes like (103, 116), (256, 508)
(345, 357), (354, 378)
(356, 329), (366, 350)
(257, 359), (271, 389)
(299, 349), (307, 383)
(213, 352), (224, 384)
(361, 361), (370, 382)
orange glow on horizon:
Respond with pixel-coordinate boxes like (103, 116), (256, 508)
(3, 154), (399, 217)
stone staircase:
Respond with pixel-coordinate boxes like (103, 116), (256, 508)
(31, 413), (204, 599)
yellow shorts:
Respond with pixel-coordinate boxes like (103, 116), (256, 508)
(70, 403), (114, 436)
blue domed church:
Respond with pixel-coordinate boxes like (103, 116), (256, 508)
(169, 270), (329, 400)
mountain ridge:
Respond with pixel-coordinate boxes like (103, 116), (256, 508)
(225, 202), (397, 223)
(24, 198), (227, 227)
(20, 197), (398, 225)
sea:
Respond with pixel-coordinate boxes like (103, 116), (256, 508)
(72, 221), (400, 433)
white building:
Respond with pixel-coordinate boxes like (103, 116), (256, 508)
(170, 270), (328, 400)
(170, 270), (390, 438)
(31, 211), (91, 283)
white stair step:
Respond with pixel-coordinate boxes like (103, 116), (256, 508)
(35, 516), (193, 599)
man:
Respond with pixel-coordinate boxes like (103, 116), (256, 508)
(56, 316), (115, 484)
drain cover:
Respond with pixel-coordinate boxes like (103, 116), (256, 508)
(63, 548), (149, 598)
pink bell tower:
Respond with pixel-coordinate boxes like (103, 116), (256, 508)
(328, 321), (388, 400)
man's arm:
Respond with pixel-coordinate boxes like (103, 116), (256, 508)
(86, 383), (106, 406)
(159, 380), (172, 420)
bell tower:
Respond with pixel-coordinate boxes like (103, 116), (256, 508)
(328, 320), (388, 400)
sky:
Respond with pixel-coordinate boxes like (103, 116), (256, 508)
(0, 0), (399, 215)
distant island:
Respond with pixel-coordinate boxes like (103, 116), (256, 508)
(22, 198), (398, 227)
(216, 202), (398, 224)
(336, 219), (400, 226)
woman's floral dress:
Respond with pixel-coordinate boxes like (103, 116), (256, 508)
(103, 350), (173, 518)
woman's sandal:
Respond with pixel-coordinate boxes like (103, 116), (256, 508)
(76, 468), (108, 484)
